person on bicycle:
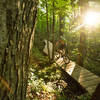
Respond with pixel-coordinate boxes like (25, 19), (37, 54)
(55, 37), (70, 64)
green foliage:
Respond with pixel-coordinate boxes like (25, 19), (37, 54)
(27, 55), (64, 99)
(32, 47), (49, 62)
(77, 93), (91, 100)
(56, 95), (66, 100)
(35, 0), (78, 41)
(27, 47), (64, 99)
(28, 0), (100, 99)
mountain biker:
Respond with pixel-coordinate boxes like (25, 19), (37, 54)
(55, 37), (69, 63)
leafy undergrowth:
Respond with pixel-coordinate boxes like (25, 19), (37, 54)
(26, 48), (91, 100)
(84, 57), (100, 77)
(26, 63), (64, 100)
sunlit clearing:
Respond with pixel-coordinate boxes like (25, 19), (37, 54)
(84, 11), (100, 26)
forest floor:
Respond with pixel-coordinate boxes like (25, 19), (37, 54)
(26, 51), (91, 100)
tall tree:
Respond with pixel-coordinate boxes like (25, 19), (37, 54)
(0, 0), (38, 100)
(52, 0), (55, 60)
(77, 0), (88, 66)
(59, 14), (65, 37)
(45, 0), (50, 61)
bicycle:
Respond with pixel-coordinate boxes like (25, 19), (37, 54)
(55, 49), (70, 64)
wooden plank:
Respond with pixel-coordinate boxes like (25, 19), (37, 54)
(55, 59), (100, 95)
(79, 70), (94, 76)
(79, 72), (98, 78)
(72, 72), (94, 80)
(64, 62), (76, 75)
(66, 62), (100, 94)
(60, 68), (87, 95)
(79, 75), (99, 83)
(56, 58), (64, 66)
(81, 78), (100, 87)
(86, 85), (97, 94)
(72, 67), (93, 76)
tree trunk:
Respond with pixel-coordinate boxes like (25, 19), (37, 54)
(77, 0), (88, 66)
(45, 0), (50, 61)
(59, 14), (65, 37)
(77, 31), (87, 66)
(52, 0), (55, 60)
(0, 0), (38, 100)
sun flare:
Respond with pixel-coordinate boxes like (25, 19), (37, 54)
(84, 11), (100, 26)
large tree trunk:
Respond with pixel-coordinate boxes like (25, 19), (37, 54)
(0, 0), (38, 100)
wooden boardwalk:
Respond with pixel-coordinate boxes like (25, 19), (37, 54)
(55, 58), (100, 94)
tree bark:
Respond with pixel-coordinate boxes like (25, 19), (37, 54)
(0, 0), (38, 100)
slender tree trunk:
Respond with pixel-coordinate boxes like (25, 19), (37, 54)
(45, 0), (50, 61)
(0, 0), (38, 100)
(59, 14), (65, 38)
(52, 0), (55, 60)
(77, 0), (88, 66)
(77, 31), (87, 66)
